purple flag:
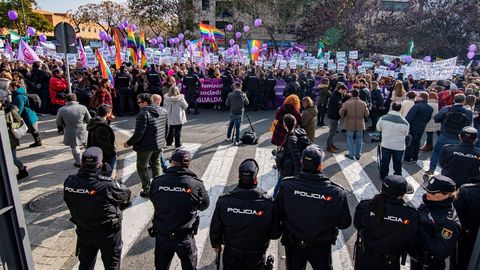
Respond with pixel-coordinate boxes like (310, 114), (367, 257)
(17, 39), (40, 64)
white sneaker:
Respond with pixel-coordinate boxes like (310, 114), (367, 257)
(226, 137), (232, 142)
(233, 141), (242, 146)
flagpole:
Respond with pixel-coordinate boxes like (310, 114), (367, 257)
(20, 0), (27, 36)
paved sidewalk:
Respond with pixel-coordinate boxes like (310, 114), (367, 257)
(15, 116), (131, 270)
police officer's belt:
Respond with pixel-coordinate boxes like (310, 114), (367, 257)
(285, 234), (332, 248)
(363, 246), (399, 265)
(159, 229), (194, 240)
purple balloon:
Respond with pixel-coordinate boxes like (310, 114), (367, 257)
(173, 37), (179, 44)
(106, 35), (112, 42)
(185, 40), (190, 47)
(39, 34), (47, 42)
(251, 46), (258, 54)
(233, 44), (239, 51)
(123, 38), (127, 45)
(168, 38), (174, 45)
(118, 23), (125, 31)
(467, 51), (475, 60)
(243, 26), (250, 33)
(229, 39), (235, 46)
(150, 38), (157, 46)
(8, 10), (18, 21)
(226, 24), (233, 32)
(157, 36), (163, 43)
(468, 44), (477, 52)
(226, 48), (233, 55)
(27, 26), (36, 36)
(178, 33), (184, 41)
(423, 56), (431, 62)
(99, 31), (108, 40)
(158, 44), (164, 50)
(404, 55), (412, 64)
(123, 20), (129, 27)
(131, 25), (136, 32)
(235, 32), (242, 39)
(254, 19), (262, 27)
(262, 44), (267, 48)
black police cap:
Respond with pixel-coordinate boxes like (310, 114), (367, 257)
(422, 175), (456, 194)
(302, 144), (325, 167)
(461, 126), (478, 141)
(82, 147), (103, 167)
(238, 159), (259, 180)
(382, 175), (414, 197)
(171, 149), (192, 163)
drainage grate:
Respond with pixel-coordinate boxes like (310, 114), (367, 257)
(27, 189), (65, 212)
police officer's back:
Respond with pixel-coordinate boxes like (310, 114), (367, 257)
(244, 69), (260, 108)
(453, 171), (480, 270)
(409, 175), (461, 270)
(265, 71), (277, 110)
(64, 147), (131, 270)
(183, 68), (201, 114)
(354, 175), (419, 270)
(210, 159), (281, 270)
(439, 126), (480, 187)
(275, 144), (352, 270)
(115, 66), (132, 91)
(149, 149), (210, 270)
(147, 65), (162, 94)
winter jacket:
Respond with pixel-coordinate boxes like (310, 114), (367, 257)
(327, 90), (343, 120)
(56, 102), (91, 147)
(400, 99), (415, 117)
(49, 76), (68, 106)
(425, 100), (441, 133)
(127, 105), (167, 152)
(279, 134), (302, 178)
(439, 142), (480, 187)
(405, 100), (433, 134)
(271, 104), (302, 146)
(0, 78), (10, 103)
(377, 111), (410, 151)
(31, 68), (50, 94)
(371, 88), (384, 110)
(226, 90), (249, 114)
(301, 106), (317, 142)
(435, 104), (473, 140)
(316, 84), (331, 102)
(5, 105), (22, 148)
(11, 87), (37, 126)
(438, 90), (462, 109)
(339, 97), (369, 131)
(87, 117), (116, 162)
(164, 94), (188, 125)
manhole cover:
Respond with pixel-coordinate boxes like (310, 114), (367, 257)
(28, 189), (65, 212)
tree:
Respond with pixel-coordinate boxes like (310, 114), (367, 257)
(71, 1), (130, 34)
(0, 0), (53, 35)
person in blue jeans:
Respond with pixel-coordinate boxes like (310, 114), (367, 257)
(426, 94), (473, 176)
(225, 81), (249, 146)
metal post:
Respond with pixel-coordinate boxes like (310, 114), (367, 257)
(61, 23), (72, 94)
(20, 0), (27, 35)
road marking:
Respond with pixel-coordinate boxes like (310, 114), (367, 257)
(416, 159), (441, 175)
(335, 154), (379, 201)
(37, 118), (56, 124)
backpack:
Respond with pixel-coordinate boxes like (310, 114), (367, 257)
(26, 93), (41, 110)
(294, 128), (312, 152)
(444, 106), (468, 134)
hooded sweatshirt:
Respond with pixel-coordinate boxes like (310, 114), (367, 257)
(127, 105), (167, 152)
(87, 117), (116, 161)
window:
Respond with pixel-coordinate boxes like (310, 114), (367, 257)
(88, 28), (91, 32)
(215, 21), (227, 31)
(202, 0), (209, 11)
(202, 20), (210, 25)
(94, 29), (97, 33)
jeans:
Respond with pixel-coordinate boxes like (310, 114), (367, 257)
(160, 152), (169, 171)
(404, 131), (422, 162)
(11, 147), (24, 170)
(346, 131), (363, 158)
(227, 114), (243, 143)
(380, 147), (403, 180)
(429, 134), (459, 172)
(71, 146), (82, 165)
(166, 124), (183, 148)
(136, 150), (161, 193)
(326, 119), (339, 148)
(106, 156), (117, 177)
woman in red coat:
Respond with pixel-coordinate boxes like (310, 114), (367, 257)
(49, 69), (68, 111)
(271, 94), (302, 146)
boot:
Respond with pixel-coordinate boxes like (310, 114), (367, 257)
(420, 144), (433, 152)
(29, 133), (42, 148)
(17, 166), (28, 180)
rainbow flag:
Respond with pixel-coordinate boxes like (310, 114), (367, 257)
(138, 31), (147, 68)
(127, 26), (138, 65)
(199, 23), (225, 39)
(248, 39), (262, 61)
(96, 49), (114, 87)
(113, 30), (122, 70)
(210, 39), (219, 52)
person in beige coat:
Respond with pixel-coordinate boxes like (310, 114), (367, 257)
(301, 97), (318, 142)
(340, 89), (369, 159)
(420, 92), (441, 151)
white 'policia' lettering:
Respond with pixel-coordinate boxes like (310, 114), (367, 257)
(226, 207), (263, 216)
(294, 190), (333, 201)
(64, 187), (91, 194)
(158, 186), (191, 193)
(370, 212), (410, 224)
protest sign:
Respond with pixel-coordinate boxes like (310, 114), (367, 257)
(336, 51), (346, 59)
(349, 51), (358, 60)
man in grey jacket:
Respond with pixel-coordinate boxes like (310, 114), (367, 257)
(225, 81), (249, 146)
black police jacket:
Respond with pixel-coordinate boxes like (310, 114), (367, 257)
(147, 71), (161, 92)
(244, 74), (260, 92)
(221, 72), (234, 93)
(183, 73), (201, 94)
(210, 187), (282, 251)
(439, 142), (480, 187)
(64, 168), (131, 231)
(265, 76), (277, 92)
(354, 196), (419, 256)
(150, 166), (210, 234)
(275, 173), (352, 245)
(455, 178), (480, 236)
(115, 71), (132, 90)
(410, 195), (461, 261)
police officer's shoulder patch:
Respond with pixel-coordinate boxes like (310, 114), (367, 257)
(282, 176), (295, 182)
(330, 181), (346, 190)
(98, 175), (113, 182)
(441, 228), (454, 239)
(219, 192), (231, 198)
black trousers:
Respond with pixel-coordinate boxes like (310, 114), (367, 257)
(77, 227), (122, 270)
(354, 248), (400, 270)
(410, 258), (445, 270)
(223, 246), (265, 270)
(166, 124), (182, 147)
(285, 243), (332, 270)
(118, 90), (134, 115)
(404, 131), (422, 162)
(186, 93), (198, 113)
(154, 234), (197, 270)
(317, 100), (328, 125)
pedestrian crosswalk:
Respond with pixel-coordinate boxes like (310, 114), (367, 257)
(108, 130), (437, 270)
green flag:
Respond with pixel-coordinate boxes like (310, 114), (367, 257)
(10, 30), (21, 43)
(407, 38), (414, 56)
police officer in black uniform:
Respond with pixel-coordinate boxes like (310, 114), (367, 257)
(305, 71), (316, 99)
(149, 149), (210, 270)
(453, 169), (480, 270)
(210, 159), (282, 270)
(221, 68), (235, 111)
(409, 175), (461, 270)
(275, 144), (352, 270)
(243, 68), (260, 110)
(64, 147), (131, 270)
(115, 65), (133, 116)
(183, 67), (201, 115)
(354, 175), (419, 270)
(147, 64), (162, 95)
(265, 71), (277, 110)
(439, 126), (480, 187)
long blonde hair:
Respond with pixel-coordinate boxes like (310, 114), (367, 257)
(168, 86), (180, 97)
(393, 80), (406, 98)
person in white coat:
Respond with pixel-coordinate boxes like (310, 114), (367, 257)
(164, 86), (188, 148)
(420, 92), (441, 152)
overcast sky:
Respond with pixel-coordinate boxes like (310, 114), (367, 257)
(37, 0), (126, 13)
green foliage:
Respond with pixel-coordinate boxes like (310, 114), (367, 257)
(0, 0), (53, 35)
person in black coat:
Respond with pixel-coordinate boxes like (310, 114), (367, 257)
(87, 104), (116, 176)
(210, 159), (282, 270)
(326, 83), (347, 153)
(221, 68), (234, 111)
(283, 73), (300, 98)
(404, 92), (433, 162)
(147, 65), (162, 95)
(30, 61), (51, 114)
(243, 69), (260, 110)
(265, 71), (277, 110)
(368, 81), (385, 131)
(183, 67), (201, 115)
(278, 114), (302, 179)
(354, 175), (419, 270)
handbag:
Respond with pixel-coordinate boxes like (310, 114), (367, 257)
(9, 113), (28, 139)
(56, 91), (66, 100)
